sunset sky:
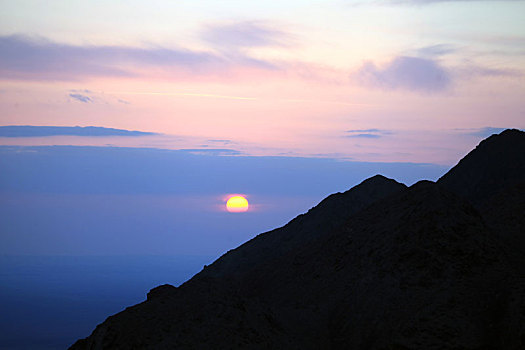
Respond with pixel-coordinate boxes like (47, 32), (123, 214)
(1, 0), (524, 164)
(2, 3), (524, 348)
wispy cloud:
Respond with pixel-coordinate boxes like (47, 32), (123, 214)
(356, 56), (451, 92)
(345, 129), (393, 138)
(453, 63), (520, 79)
(207, 139), (234, 145)
(0, 35), (278, 81)
(110, 90), (258, 101)
(178, 148), (242, 156)
(199, 21), (291, 70)
(0, 125), (158, 137)
(69, 93), (92, 103)
(202, 21), (291, 50)
(416, 44), (457, 57)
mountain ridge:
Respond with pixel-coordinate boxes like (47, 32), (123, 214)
(199, 174), (406, 281)
(438, 128), (525, 205)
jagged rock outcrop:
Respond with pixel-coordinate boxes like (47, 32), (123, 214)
(70, 129), (525, 350)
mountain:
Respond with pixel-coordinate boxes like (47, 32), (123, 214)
(201, 174), (406, 281)
(438, 128), (525, 206)
(70, 129), (525, 349)
(438, 128), (525, 274)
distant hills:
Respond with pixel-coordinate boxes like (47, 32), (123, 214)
(70, 129), (525, 349)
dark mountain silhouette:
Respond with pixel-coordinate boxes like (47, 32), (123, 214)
(438, 128), (525, 206)
(70, 129), (525, 349)
(439, 128), (525, 272)
(201, 174), (406, 281)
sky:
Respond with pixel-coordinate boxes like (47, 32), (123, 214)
(0, 0), (524, 256)
(0, 0), (523, 164)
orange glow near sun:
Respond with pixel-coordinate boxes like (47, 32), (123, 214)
(226, 195), (249, 213)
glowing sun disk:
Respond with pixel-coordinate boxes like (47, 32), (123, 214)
(226, 195), (249, 213)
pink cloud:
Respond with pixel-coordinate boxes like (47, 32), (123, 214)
(356, 56), (451, 92)
(0, 35), (280, 82)
(201, 21), (292, 50)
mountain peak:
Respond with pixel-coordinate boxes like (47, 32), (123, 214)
(410, 179), (435, 188)
(438, 128), (525, 205)
(361, 173), (389, 182)
(351, 173), (400, 189)
(494, 128), (523, 137)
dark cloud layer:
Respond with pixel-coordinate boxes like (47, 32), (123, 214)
(0, 125), (157, 137)
(0, 145), (447, 196)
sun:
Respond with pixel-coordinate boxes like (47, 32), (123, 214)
(226, 195), (249, 213)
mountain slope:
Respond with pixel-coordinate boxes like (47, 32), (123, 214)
(438, 128), (525, 206)
(246, 181), (520, 349)
(438, 129), (525, 271)
(70, 129), (525, 349)
(71, 181), (524, 350)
